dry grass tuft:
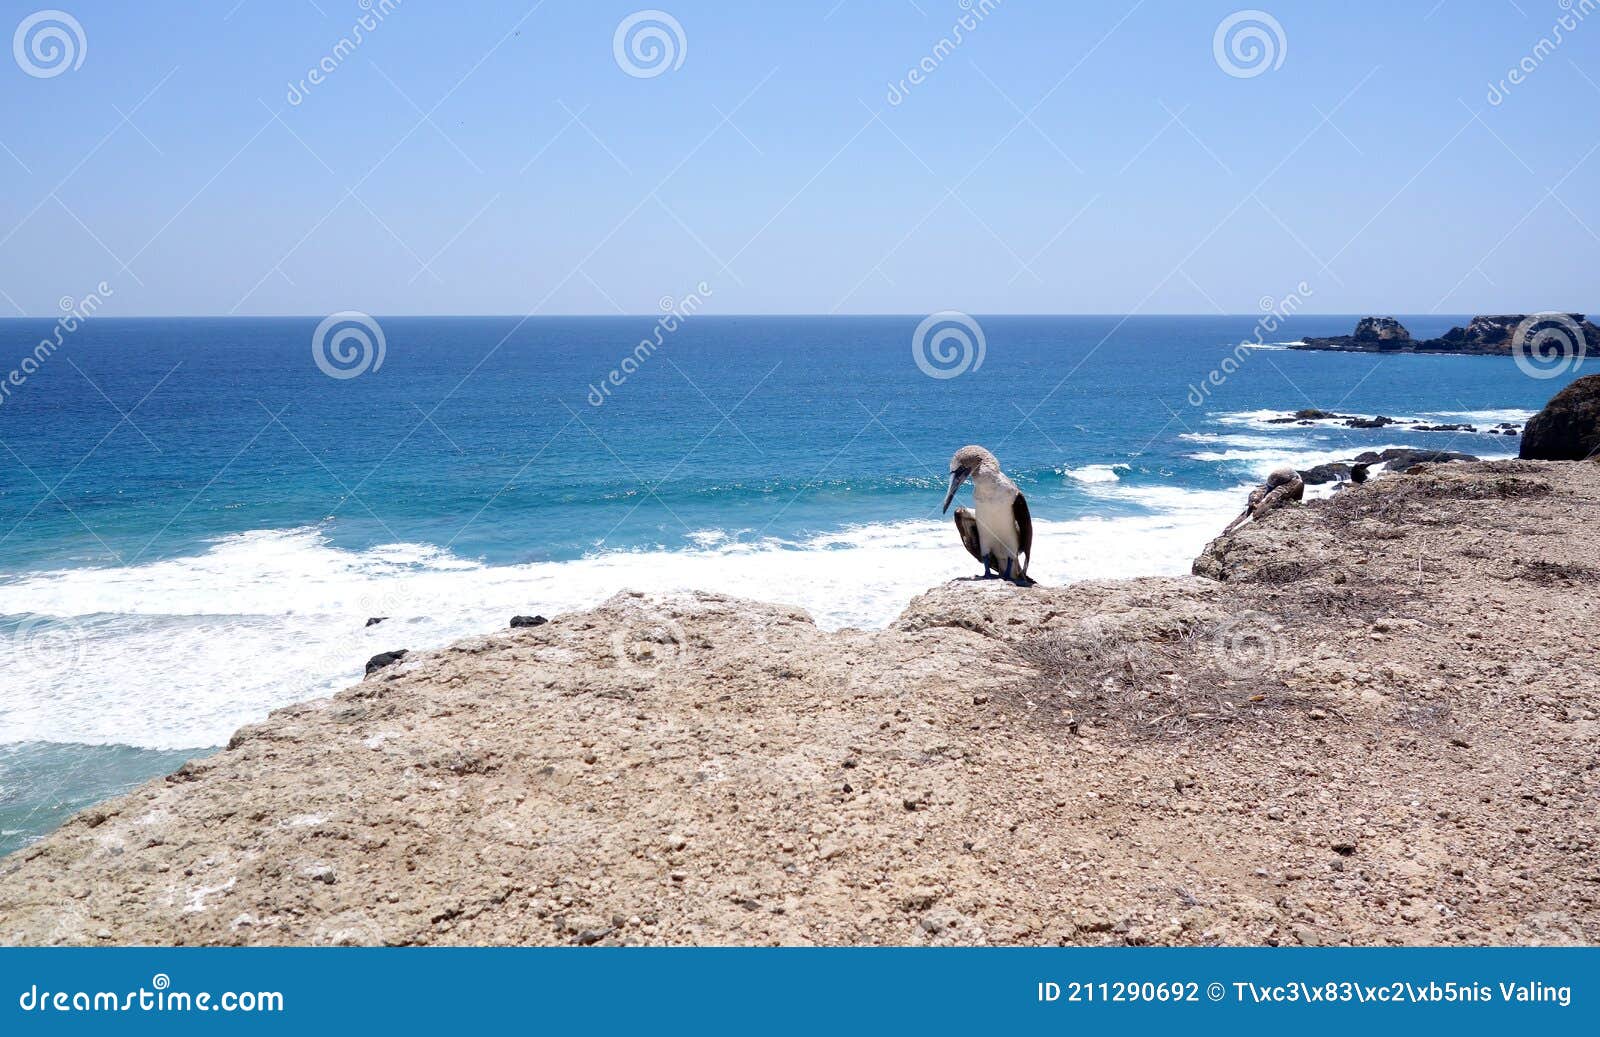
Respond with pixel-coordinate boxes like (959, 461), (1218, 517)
(1514, 559), (1599, 584)
(1008, 619), (1324, 741)
(1252, 559), (1318, 585)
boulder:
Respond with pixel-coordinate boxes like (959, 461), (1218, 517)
(1352, 316), (1411, 343)
(1299, 462), (1350, 485)
(1377, 449), (1478, 471)
(365, 617), (388, 627)
(1345, 415), (1398, 429)
(510, 615), (548, 629)
(365, 650), (409, 675)
(1520, 373), (1600, 461)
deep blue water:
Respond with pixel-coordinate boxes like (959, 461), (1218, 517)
(0, 313), (1584, 855)
(0, 314), (1565, 568)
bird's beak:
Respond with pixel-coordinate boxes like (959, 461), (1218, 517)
(941, 468), (970, 513)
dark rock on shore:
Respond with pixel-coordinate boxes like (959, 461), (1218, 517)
(1411, 423), (1476, 433)
(1298, 461), (1373, 486)
(1521, 373), (1600, 461)
(365, 650), (409, 675)
(1345, 415), (1398, 429)
(510, 615), (548, 629)
(1352, 448), (1479, 471)
(365, 617), (387, 627)
(1299, 462), (1350, 485)
(1295, 314), (1600, 358)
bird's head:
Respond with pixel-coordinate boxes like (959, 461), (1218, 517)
(942, 444), (998, 513)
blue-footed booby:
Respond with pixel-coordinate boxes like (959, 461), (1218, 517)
(941, 445), (1034, 586)
(1224, 465), (1305, 534)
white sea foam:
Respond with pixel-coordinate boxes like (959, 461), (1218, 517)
(1419, 408), (1535, 424)
(0, 496), (1245, 750)
(1216, 407), (1537, 432)
(1179, 432), (1313, 450)
(1062, 463), (1130, 484)
(1215, 408), (1422, 429)
(1187, 442), (1409, 481)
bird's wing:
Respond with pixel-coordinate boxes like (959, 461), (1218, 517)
(1012, 492), (1033, 574)
(953, 507), (984, 564)
(1251, 477), (1305, 519)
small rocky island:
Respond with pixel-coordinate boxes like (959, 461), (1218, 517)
(1293, 314), (1600, 357)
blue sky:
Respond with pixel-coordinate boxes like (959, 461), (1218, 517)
(1, 0), (1597, 315)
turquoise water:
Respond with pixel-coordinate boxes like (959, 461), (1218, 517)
(0, 742), (202, 858)
(0, 314), (1580, 853)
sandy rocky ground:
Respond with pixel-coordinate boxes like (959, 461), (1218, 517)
(2, 460), (1597, 946)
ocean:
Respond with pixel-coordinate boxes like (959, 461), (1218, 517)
(0, 313), (1581, 855)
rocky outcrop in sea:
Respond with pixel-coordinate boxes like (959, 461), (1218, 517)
(1294, 314), (1600, 357)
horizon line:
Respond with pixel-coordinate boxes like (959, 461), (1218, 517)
(3, 311), (1574, 321)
